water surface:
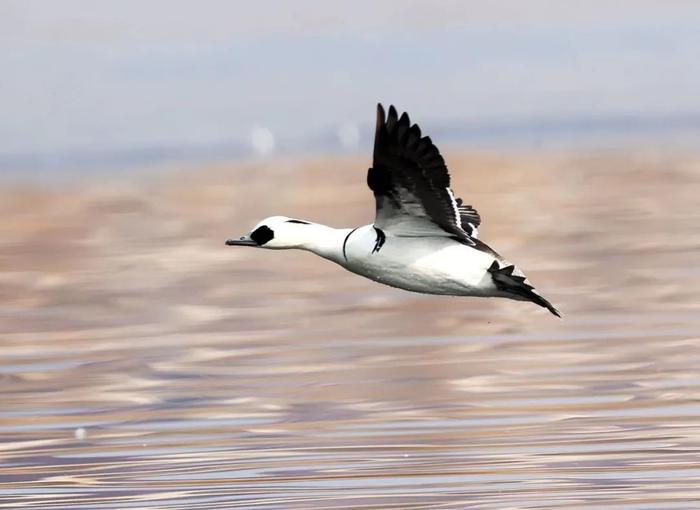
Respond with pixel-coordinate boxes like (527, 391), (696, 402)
(1, 151), (699, 508)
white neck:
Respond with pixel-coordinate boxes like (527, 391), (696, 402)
(298, 223), (351, 265)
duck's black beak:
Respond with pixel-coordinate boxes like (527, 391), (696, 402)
(225, 236), (257, 247)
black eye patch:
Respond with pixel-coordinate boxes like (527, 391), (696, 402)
(286, 219), (310, 224)
(250, 225), (274, 245)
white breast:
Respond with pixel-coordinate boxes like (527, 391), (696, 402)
(341, 225), (499, 296)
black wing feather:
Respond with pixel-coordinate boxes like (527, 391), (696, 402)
(455, 197), (481, 238)
(368, 104), (478, 242)
(488, 261), (561, 317)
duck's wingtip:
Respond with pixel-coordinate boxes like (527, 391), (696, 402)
(488, 262), (561, 318)
(548, 304), (563, 318)
(531, 293), (561, 318)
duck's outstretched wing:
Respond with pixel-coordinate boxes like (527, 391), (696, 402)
(367, 104), (479, 242)
(455, 198), (481, 239)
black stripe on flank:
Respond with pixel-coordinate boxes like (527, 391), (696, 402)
(286, 219), (311, 224)
(372, 227), (386, 254)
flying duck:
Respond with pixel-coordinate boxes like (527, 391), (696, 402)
(227, 104), (560, 317)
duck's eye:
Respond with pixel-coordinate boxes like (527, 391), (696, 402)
(250, 225), (274, 245)
(286, 219), (310, 225)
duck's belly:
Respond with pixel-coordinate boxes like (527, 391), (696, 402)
(343, 227), (498, 296)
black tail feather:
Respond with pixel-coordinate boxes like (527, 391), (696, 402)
(488, 261), (561, 318)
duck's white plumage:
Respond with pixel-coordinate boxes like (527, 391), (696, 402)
(341, 225), (496, 296)
(227, 104), (560, 317)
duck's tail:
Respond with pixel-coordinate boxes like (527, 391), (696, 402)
(488, 261), (561, 318)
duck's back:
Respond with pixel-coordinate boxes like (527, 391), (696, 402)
(342, 225), (501, 296)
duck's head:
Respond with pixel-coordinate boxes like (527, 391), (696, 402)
(226, 216), (314, 249)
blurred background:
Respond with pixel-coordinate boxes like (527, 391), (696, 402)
(3, 0), (700, 177)
(1, 2), (700, 508)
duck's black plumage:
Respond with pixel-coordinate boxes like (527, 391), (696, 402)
(368, 104), (479, 242)
(488, 261), (561, 317)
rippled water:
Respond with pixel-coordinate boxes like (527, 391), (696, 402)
(1, 152), (700, 508)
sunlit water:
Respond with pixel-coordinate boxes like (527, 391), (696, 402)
(1, 151), (699, 508)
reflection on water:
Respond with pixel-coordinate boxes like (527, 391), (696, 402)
(1, 151), (699, 508)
